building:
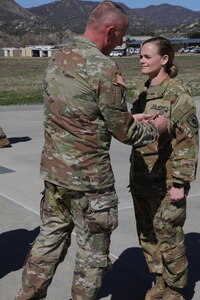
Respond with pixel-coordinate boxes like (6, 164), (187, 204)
(125, 37), (200, 53)
(0, 45), (58, 58)
(1, 38), (200, 58)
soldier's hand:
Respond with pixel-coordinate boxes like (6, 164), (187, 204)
(169, 186), (185, 203)
(153, 114), (167, 134)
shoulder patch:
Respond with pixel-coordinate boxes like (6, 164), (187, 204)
(187, 114), (199, 128)
(115, 74), (127, 88)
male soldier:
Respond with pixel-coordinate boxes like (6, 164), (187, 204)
(15, 2), (167, 300)
(0, 127), (10, 148)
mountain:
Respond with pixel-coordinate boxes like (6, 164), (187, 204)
(28, 0), (95, 33)
(0, 0), (200, 44)
(0, 0), (54, 34)
(174, 18), (200, 36)
(134, 4), (200, 26)
(27, 1), (200, 35)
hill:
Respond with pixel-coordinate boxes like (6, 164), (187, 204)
(0, 0), (54, 34)
(28, 1), (200, 35)
(0, 0), (200, 46)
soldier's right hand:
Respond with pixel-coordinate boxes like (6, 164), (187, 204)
(133, 113), (153, 122)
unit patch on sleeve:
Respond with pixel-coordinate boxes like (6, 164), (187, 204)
(187, 113), (199, 128)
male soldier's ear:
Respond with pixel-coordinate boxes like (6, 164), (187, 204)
(107, 26), (114, 39)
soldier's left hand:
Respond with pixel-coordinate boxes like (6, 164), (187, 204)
(169, 186), (185, 202)
(133, 113), (153, 122)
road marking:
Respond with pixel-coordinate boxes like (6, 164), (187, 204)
(118, 193), (200, 211)
(0, 192), (39, 215)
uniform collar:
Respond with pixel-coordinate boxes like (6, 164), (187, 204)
(73, 35), (98, 49)
(145, 76), (171, 100)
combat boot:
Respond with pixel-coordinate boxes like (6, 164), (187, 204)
(145, 274), (166, 300)
(162, 286), (184, 300)
(0, 137), (10, 148)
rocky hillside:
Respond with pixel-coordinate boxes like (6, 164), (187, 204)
(0, 0), (54, 34)
(0, 0), (200, 41)
(28, 1), (200, 35)
(175, 18), (200, 36)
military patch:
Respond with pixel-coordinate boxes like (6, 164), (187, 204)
(111, 74), (127, 106)
(179, 104), (191, 114)
(187, 114), (199, 128)
(150, 104), (169, 113)
(115, 74), (127, 88)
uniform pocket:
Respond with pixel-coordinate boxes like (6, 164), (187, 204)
(85, 188), (118, 233)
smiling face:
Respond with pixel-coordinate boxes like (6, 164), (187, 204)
(140, 42), (169, 79)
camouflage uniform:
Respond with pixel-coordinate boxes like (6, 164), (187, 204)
(0, 127), (9, 148)
(16, 36), (158, 300)
(129, 77), (199, 289)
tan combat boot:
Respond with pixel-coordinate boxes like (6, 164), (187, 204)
(0, 137), (10, 148)
(162, 286), (184, 300)
(145, 275), (166, 300)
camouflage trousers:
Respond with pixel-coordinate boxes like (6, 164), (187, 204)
(0, 127), (6, 138)
(130, 185), (188, 289)
(15, 180), (118, 300)
(0, 127), (9, 148)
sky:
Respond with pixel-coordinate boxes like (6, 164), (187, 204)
(15, 0), (200, 11)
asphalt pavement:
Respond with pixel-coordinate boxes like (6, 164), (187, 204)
(0, 99), (200, 300)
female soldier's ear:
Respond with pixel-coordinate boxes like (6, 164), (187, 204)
(161, 55), (169, 66)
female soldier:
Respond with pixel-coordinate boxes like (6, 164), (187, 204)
(129, 37), (199, 300)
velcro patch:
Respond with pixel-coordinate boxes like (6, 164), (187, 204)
(187, 113), (199, 128)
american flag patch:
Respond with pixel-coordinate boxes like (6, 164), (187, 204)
(116, 74), (127, 88)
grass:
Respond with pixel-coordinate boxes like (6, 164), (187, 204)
(0, 57), (48, 105)
(115, 54), (200, 99)
(0, 55), (200, 105)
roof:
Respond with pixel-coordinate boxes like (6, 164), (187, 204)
(126, 37), (200, 46)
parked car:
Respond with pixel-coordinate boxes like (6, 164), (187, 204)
(134, 48), (141, 54)
(178, 46), (200, 53)
(109, 50), (124, 57)
(190, 47), (200, 53)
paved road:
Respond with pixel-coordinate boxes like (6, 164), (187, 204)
(0, 98), (200, 300)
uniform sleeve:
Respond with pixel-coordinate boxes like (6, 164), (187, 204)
(171, 93), (199, 184)
(95, 62), (158, 147)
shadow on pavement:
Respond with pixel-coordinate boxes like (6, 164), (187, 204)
(0, 227), (40, 278)
(9, 136), (31, 144)
(183, 232), (200, 299)
(98, 232), (200, 300)
(97, 247), (151, 300)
